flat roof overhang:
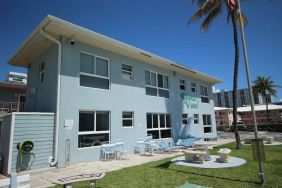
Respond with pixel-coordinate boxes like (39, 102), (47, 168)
(8, 15), (223, 84)
(0, 82), (26, 90)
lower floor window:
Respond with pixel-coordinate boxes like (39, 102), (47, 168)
(182, 114), (188, 125)
(78, 111), (110, 148)
(147, 113), (171, 139)
(202, 114), (212, 133)
(204, 127), (212, 133)
(79, 133), (109, 148)
(122, 111), (134, 127)
(193, 114), (199, 124)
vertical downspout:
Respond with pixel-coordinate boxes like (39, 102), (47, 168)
(40, 29), (61, 167)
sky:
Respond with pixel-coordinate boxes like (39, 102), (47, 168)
(0, 0), (281, 101)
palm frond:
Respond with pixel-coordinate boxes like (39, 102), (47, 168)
(200, 4), (222, 32)
(188, 0), (221, 25)
(252, 76), (279, 97)
(235, 10), (248, 27)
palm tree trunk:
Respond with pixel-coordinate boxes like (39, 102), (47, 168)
(231, 10), (241, 149)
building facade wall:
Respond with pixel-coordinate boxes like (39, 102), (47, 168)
(215, 109), (233, 126)
(0, 113), (55, 175)
(239, 109), (282, 125)
(22, 37), (217, 167)
(53, 38), (217, 166)
(11, 113), (55, 173)
(25, 44), (58, 112)
(213, 89), (272, 108)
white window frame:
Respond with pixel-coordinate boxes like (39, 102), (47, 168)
(202, 114), (212, 133)
(145, 70), (169, 98)
(200, 85), (209, 103)
(78, 110), (111, 148)
(182, 113), (188, 125)
(121, 63), (133, 80)
(39, 62), (45, 83)
(179, 79), (186, 90)
(122, 111), (134, 128)
(79, 52), (110, 90)
(191, 82), (197, 93)
(193, 114), (199, 124)
(146, 113), (171, 139)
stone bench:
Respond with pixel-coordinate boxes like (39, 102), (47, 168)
(265, 137), (274, 144)
(183, 149), (206, 164)
(53, 172), (106, 188)
(244, 136), (274, 144)
(217, 148), (231, 163)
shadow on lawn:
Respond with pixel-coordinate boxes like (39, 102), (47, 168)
(155, 161), (260, 186)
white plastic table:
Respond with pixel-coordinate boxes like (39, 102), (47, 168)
(194, 141), (218, 161)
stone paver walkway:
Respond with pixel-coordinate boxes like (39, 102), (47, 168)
(23, 138), (235, 188)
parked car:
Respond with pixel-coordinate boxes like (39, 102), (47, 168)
(230, 122), (247, 131)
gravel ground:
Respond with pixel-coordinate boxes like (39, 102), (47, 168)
(218, 131), (282, 140)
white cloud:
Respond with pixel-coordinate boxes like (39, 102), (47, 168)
(212, 86), (221, 93)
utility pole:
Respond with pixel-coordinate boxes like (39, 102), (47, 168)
(237, 0), (264, 184)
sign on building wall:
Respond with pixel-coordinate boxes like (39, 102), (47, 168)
(180, 93), (199, 109)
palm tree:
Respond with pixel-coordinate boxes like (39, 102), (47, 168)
(253, 76), (280, 124)
(188, 0), (247, 149)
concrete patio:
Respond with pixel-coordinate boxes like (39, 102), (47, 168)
(20, 138), (234, 188)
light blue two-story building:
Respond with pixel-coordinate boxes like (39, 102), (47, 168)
(0, 15), (222, 175)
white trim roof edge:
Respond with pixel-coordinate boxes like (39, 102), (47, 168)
(11, 112), (55, 115)
(8, 15), (223, 84)
(214, 107), (232, 110)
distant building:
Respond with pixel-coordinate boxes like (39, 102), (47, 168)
(213, 88), (273, 108)
(0, 72), (27, 113)
(238, 104), (282, 125)
(214, 104), (282, 128)
(273, 101), (282, 105)
(214, 107), (241, 127)
(7, 72), (27, 84)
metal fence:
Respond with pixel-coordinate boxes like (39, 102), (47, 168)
(0, 101), (25, 113)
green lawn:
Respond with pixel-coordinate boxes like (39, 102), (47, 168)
(54, 142), (282, 188)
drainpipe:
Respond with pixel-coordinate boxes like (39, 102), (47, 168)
(40, 29), (61, 167)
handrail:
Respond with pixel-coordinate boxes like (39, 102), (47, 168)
(0, 100), (25, 112)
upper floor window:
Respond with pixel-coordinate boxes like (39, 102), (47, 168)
(191, 82), (197, 93)
(200, 85), (209, 103)
(122, 64), (133, 80)
(122, 111), (134, 127)
(39, 62), (45, 83)
(145, 70), (169, 98)
(80, 52), (109, 90)
(179, 79), (186, 90)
